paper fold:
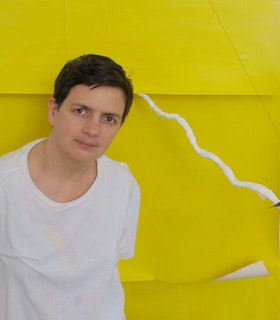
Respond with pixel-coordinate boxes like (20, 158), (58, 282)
(214, 261), (270, 281)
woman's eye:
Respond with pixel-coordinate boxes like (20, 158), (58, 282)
(106, 116), (115, 123)
(75, 108), (86, 114)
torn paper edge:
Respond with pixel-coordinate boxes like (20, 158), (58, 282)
(137, 93), (280, 206)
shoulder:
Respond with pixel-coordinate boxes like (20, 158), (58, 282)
(0, 146), (25, 173)
(98, 155), (139, 189)
(99, 155), (130, 172)
(0, 139), (43, 174)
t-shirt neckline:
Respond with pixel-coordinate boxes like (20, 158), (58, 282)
(22, 138), (102, 208)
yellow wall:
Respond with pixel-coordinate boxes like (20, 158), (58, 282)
(1, 1), (280, 319)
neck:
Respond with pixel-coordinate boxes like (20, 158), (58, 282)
(43, 137), (96, 177)
(28, 139), (97, 202)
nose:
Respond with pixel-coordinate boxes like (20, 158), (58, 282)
(82, 118), (101, 136)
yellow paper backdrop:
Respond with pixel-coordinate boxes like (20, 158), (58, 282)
(0, 0), (280, 319)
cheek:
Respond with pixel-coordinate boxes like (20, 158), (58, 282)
(55, 115), (79, 133)
(52, 120), (74, 141)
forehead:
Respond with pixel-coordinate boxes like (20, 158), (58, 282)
(69, 84), (124, 97)
(66, 85), (125, 108)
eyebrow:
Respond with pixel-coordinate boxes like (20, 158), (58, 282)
(72, 103), (90, 109)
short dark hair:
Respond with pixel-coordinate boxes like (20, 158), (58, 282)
(53, 54), (134, 122)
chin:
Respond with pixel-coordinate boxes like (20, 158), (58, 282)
(68, 151), (99, 164)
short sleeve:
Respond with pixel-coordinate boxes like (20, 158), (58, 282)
(0, 180), (5, 212)
(0, 180), (5, 235)
(119, 183), (140, 259)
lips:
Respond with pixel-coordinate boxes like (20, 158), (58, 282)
(75, 139), (98, 149)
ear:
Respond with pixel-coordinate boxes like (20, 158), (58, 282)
(48, 98), (58, 126)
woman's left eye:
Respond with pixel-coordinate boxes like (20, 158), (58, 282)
(105, 116), (115, 123)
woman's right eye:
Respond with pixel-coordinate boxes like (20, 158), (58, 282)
(75, 108), (86, 115)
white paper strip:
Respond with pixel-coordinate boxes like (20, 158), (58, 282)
(138, 93), (280, 206)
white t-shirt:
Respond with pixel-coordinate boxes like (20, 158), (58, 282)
(0, 140), (140, 320)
